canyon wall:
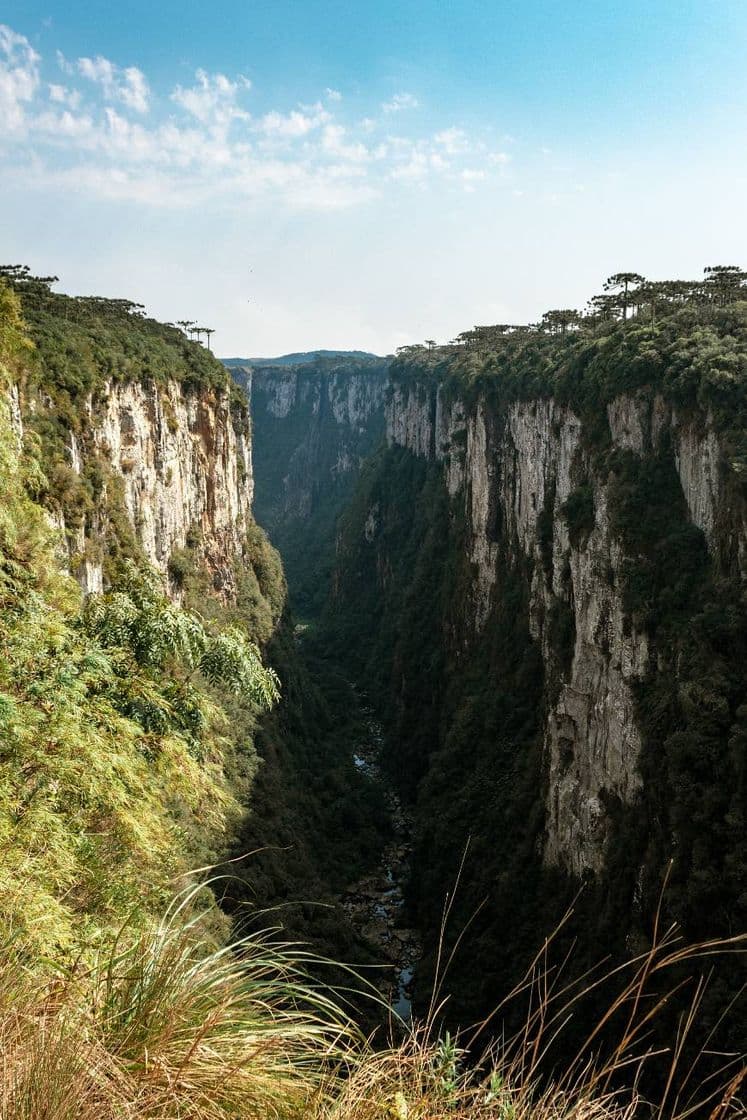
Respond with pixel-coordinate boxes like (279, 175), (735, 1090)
(323, 350), (746, 1030)
(383, 381), (744, 875)
(235, 358), (388, 613)
(30, 379), (255, 600)
(243, 360), (387, 525)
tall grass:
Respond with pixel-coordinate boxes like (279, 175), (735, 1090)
(0, 890), (743, 1120)
(324, 914), (746, 1120)
(0, 890), (359, 1120)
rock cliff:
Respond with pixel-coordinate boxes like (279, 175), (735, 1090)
(383, 380), (744, 874)
(28, 378), (255, 600)
(241, 359), (387, 524)
(233, 357), (388, 613)
(323, 336), (746, 1030)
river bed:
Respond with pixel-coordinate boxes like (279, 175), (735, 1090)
(341, 711), (421, 1021)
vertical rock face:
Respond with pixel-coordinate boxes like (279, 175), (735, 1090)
(95, 380), (254, 594)
(383, 381), (743, 874)
(8, 384), (23, 442)
(238, 358), (388, 613)
(47, 380), (255, 599)
(246, 361), (388, 529)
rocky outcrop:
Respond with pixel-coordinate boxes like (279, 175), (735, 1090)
(51, 380), (254, 599)
(383, 382), (742, 875)
(8, 384), (23, 442)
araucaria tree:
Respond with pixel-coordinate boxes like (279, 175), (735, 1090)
(603, 272), (645, 320)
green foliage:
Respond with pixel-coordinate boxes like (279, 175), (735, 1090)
(0, 897), (360, 1119)
(326, 441), (553, 1031)
(0, 305), (280, 960)
(561, 483), (595, 546)
(392, 298), (747, 482)
(217, 623), (391, 983)
(324, 336), (746, 1064)
(3, 268), (232, 418)
(0, 282), (33, 370)
(83, 562), (280, 711)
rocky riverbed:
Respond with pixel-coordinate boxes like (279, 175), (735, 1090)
(341, 711), (421, 1020)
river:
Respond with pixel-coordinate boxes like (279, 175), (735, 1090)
(340, 708), (421, 1021)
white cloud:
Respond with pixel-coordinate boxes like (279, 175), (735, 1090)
(77, 54), (150, 113)
(55, 49), (73, 75)
(0, 24), (511, 211)
(258, 104), (328, 138)
(34, 106), (95, 140)
(382, 92), (418, 113)
(171, 69), (250, 132)
(321, 123), (369, 162)
(461, 168), (486, 191)
(49, 82), (81, 109)
(0, 24), (40, 134)
(434, 127), (470, 155)
(390, 149), (429, 181)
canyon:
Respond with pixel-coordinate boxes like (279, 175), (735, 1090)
(242, 341), (746, 1041)
(2, 275), (744, 1079)
(43, 339), (742, 1033)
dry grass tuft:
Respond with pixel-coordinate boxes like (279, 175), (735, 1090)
(0, 892), (359, 1120)
(0, 889), (743, 1120)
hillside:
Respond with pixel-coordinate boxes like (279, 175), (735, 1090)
(0, 275), (281, 956)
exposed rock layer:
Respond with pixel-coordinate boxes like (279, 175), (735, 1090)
(244, 362), (388, 529)
(383, 382), (743, 873)
(237, 360), (388, 614)
(35, 379), (255, 599)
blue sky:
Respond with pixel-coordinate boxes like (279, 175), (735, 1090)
(2, 1), (747, 354)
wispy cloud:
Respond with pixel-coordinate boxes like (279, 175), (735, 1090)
(171, 69), (249, 128)
(77, 54), (150, 113)
(0, 24), (515, 209)
(0, 24), (40, 133)
(49, 82), (81, 109)
(381, 91), (419, 113)
(258, 103), (329, 138)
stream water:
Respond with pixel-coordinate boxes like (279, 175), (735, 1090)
(341, 709), (421, 1021)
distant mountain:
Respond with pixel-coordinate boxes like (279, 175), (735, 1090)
(222, 349), (380, 367)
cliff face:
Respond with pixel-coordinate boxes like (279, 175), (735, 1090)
(324, 334), (746, 1029)
(235, 358), (388, 613)
(384, 381), (744, 874)
(36, 380), (254, 600)
(244, 361), (387, 524)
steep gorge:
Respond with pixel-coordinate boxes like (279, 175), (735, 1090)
(245, 312), (747, 1053)
(1, 277), (387, 971)
(236, 356), (388, 616)
(2, 269), (745, 1076)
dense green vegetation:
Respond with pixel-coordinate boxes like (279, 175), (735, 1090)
(2, 265), (233, 410)
(1, 259), (745, 1113)
(394, 269), (747, 499)
(0, 274), (393, 990)
(323, 272), (747, 1082)
(0, 283), (280, 958)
